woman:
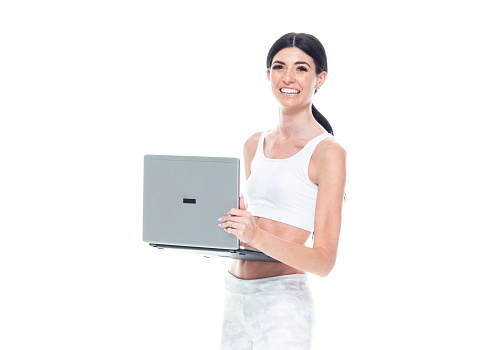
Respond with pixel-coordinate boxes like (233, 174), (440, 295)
(219, 33), (346, 349)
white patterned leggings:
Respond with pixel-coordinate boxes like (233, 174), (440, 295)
(221, 272), (314, 350)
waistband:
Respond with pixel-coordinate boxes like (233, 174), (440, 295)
(225, 272), (310, 294)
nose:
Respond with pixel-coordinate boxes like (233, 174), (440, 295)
(282, 69), (295, 84)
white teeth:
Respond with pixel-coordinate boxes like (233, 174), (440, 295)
(280, 88), (300, 95)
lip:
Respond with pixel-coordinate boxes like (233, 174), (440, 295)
(279, 87), (301, 95)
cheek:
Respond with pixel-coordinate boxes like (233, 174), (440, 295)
(300, 75), (316, 87)
(270, 75), (281, 90)
(269, 71), (281, 83)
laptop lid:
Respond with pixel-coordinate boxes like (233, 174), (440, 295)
(143, 155), (240, 250)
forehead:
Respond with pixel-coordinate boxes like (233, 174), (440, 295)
(272, 47), (315, 66)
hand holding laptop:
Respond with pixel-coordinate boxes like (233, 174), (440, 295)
(219, 194), (259, 248)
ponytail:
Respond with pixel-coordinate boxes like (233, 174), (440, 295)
(312, 105), (334, 135)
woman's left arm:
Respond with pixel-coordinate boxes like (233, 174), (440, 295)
(221, 141), (346, 277)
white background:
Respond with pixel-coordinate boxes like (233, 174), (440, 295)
(1, 1), (494, 349)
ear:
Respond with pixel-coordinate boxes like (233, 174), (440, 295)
(316, 71), (327, 89)
(266, 69), (271, 81)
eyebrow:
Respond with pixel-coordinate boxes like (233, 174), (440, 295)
(272, 60), (311, 68)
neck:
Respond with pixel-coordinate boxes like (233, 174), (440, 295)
(276, 105), (321, 139)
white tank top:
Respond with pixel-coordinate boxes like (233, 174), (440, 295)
(246, 131), (334, 232)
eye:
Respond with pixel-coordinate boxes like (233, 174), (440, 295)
(272, 64), (284, 70)
(297, 66), (309, 72)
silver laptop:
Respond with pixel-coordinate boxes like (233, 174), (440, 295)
(143, 155), (278, 262)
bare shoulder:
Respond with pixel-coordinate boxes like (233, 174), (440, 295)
(310, 137), (346, 184)
(243, 131), (263, 158)
(243, 132), (263, 179)
(315, 137), (346, 162)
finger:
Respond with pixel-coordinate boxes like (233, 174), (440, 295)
(223, 227), (234, 235)
(228, 208), (244, 217)
(239, 194), (246, 210)
(218, 219), (234, 228)
(219, 214), (234, 223)
(219, 215), (235, 223)
(225, 222), (247, 232)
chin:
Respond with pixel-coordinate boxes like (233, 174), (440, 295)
(277, 97), (310, 110)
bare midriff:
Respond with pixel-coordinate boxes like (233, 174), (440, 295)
(228, 217), (312, 280)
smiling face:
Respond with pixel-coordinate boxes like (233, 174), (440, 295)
(267, 47), (327, 111)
